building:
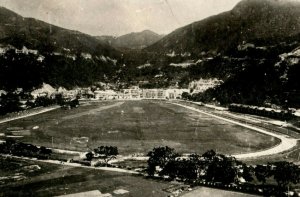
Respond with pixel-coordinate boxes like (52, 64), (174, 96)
(94, 90), (118, 100)
(165, 89), (189, 99)
(15, 46), (38, 55)
(37, 55), (45, 62)
(78, 88), (94, 99)
(0, 47), (6, 55)
(140, 89), (166, 99)
(122, 86), (140, 99)
(0, 45), (15, 55)
(31, 83), (56, 99)
(81, 53), (92, 59)
(189, 78), (222, 94)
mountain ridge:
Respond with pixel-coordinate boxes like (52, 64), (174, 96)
(0, 6), (119, 57)
(96, 29), (164, 50)
(145, 0), (300, 55)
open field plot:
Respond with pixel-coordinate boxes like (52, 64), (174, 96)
(182, 187), (259, 197)
(0, 156), (171, 197)
(0, 156), (60, 186)
(0, 101), (279, 155)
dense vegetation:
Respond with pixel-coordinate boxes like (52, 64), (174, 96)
(147, 147), (300, 196)
(0, 50), (120, 91)
(0, 139), (52, 159)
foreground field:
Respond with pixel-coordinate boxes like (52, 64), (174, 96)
(0, 156), (171, 197)
(0, 101), (279, 155)
(182, 187), (258, 197)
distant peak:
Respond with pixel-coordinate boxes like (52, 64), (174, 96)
(0, 6), (20, 16)
(232, 0), (300, 15)
(234, 0), (300, 8)
(141, 30), (155, 33)
(127, 30), (158, 36)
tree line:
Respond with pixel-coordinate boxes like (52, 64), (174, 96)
(147, 146), (300, 196)
(0, 139), (52, 159)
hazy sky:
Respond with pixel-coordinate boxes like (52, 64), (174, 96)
(0, 0), (242, 36)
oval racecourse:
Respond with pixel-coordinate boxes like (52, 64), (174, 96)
(0, 100), (297, 158)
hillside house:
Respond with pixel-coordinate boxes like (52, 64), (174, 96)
(15, 46), (38, 55)
(81, 53), (92, 59)
(0, 47), (6, 55)
(37, 55), (45, 62)
(189, 78), (222, 94)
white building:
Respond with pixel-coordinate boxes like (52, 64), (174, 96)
(120, 87), (188, 100)
(31, 83), (56, 99)
(81, 53), (92, 59)
(37, 55), (45, 62)
(165, 89), (189, 99)
(189, 78), (222, 94)
(140, 89), (166, 99)
(15, 46), (38, 55)
(0, 47), (6, 55)
(122, 86), (140, 99)
(94, 90), (118, 100)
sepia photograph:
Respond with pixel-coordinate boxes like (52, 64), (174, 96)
(0, 0), (300, 196)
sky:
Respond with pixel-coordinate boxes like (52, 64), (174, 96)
(0, 0), (242, 36)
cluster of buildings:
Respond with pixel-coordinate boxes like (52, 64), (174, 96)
(92, 86), (189, 100)
(30, 78), (224, 101)
(0, 45), (45, 62)
(27, 84), (189, 101)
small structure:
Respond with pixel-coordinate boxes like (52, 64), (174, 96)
(37, 55), (45, 62)
(31, 83), (56, 99)
(81, 53), (92, 59)
(15, 46), (38, 55)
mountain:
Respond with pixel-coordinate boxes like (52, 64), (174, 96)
(0, 7), (119, 57)
(145, 0), (300, 55)
(96, 30), (164, 50)
(0, 7), (122, 91)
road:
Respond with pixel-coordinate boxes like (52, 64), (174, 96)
(1, 100), (298, 173)
(172, 103), (298, 159)
(0, 106), (60, 124)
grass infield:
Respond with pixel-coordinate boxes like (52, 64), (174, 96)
(0, 100), (280, 155)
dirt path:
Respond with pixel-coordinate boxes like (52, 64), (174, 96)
(172, 103), (298, 159)
(2, 154), (139, 175)
(0, 106), (60, 124)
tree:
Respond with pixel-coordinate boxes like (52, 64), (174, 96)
(146, 146), (179, 176)
(254, 164), (272, 185)
(0, 93), (21, 115)
(70, 99), (79, 108)
(272, 161), (300, 190)
(205, 155), (238, 184)
(38, 146), (52, 159)
(240, 164), (254, 182)
(35, 96), (54, 107)
(55, 93), (65, 106)
(85, 152), (94, 161)
(182, 92), (191, 100)
(94, 146), (118, 164)
(202, 149), (217, 162)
